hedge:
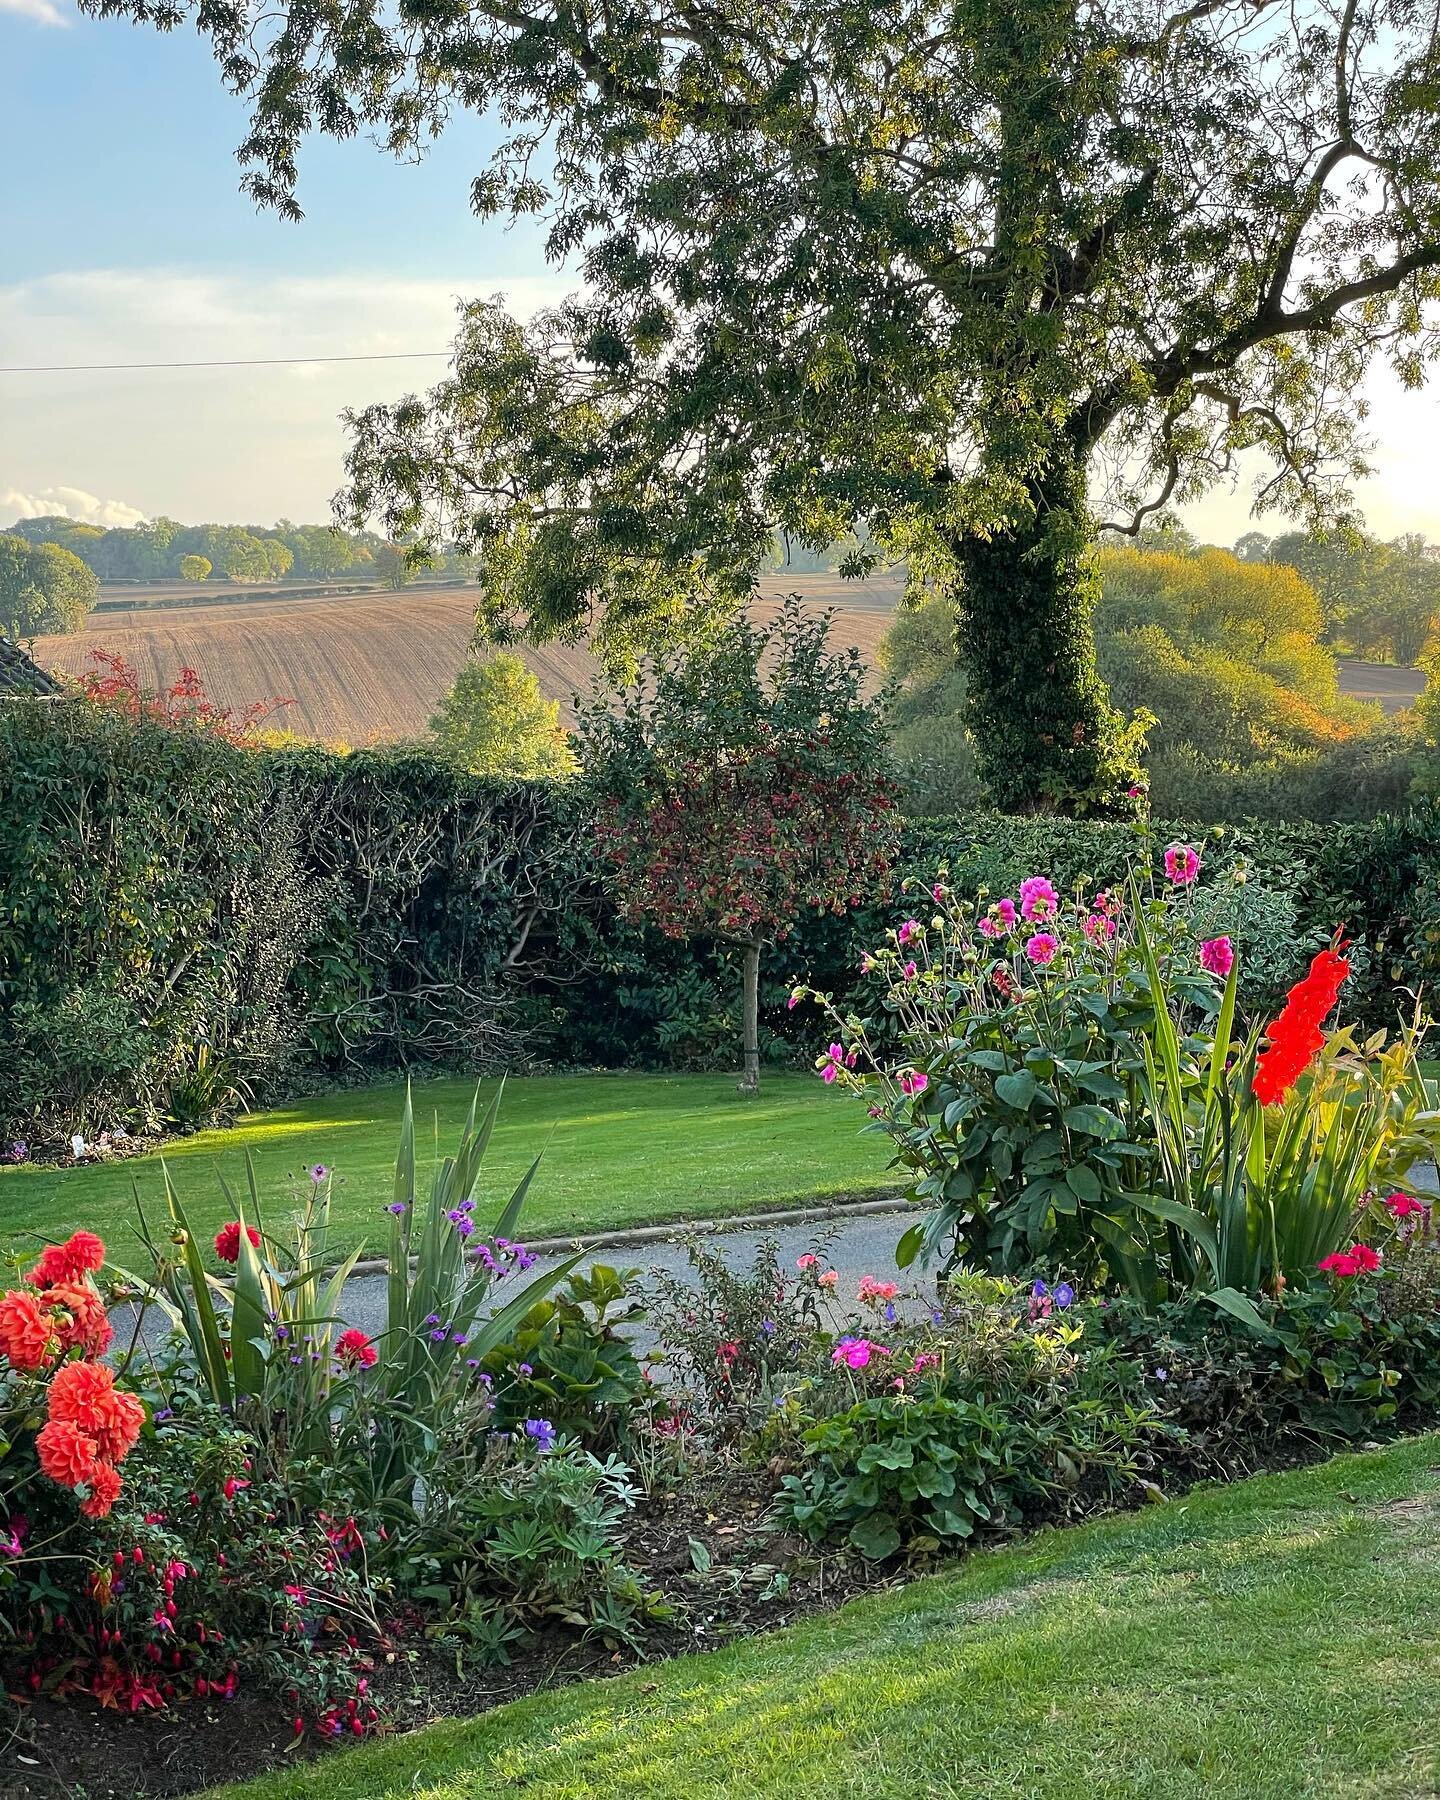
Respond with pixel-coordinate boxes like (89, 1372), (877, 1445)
(4, 699), (1439, 1141)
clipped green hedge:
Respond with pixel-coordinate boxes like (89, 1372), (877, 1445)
(4, 698), (1439, 1141)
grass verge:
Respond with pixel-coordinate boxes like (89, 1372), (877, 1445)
(207, 1434), (1440, 1799)
(0, 1072), (902, 1261)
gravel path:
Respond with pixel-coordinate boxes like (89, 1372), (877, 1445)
(111, 1204), (926, 1359)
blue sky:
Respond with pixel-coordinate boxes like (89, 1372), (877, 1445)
(2, 0), (1438, 544)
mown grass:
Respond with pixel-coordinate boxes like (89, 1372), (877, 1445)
(0, 1072), (902, 1262)
(206, 1433), (1440, 1800)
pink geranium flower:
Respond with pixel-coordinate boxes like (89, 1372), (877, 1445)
(1384, 1193), (1430, 1218)
(831, 1337), (890, 1371)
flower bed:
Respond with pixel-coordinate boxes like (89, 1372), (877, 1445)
(7, 859), (1440, 1795)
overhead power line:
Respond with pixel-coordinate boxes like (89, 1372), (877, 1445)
(0, 350), (450, 374)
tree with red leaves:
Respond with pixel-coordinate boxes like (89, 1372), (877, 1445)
(580, 600), (900, 1093)
(74, 649), (290, 745)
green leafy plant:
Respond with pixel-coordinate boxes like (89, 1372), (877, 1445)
(416, 1440), (662, 1666)
(1127, 903), (1440, 1317)
(482, 1264), (647, 1448)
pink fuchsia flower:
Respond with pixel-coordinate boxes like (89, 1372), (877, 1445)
(1164, 842), (1201, 885)
(796, 1253), (818, 1271)
(1384, 1193), (1430, 1218)
(857, 1276), (899, 1304)
(818, 1270), (839, 1289)
(898, 1070), (929, 1097)
(1200, 936), (1234, 977)
(1025, 932), (1059, 966)
(787, 990), (802, 1010)
(1019, 877), (1058, 923)
(896, 919), (921, 946)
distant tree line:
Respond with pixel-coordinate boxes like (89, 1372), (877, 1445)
(3, 515), (476, 590)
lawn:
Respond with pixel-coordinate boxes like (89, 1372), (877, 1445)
(0, 1072), (903, 1262)
(207, 1434), (1440, 1800)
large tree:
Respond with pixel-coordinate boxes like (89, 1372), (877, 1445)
(86, 0), (1440, 810)
(0, 534), (100, 638)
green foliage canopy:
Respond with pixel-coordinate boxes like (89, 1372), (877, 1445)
(0, 532), (100, 637)
(82, 0), (1440, 813)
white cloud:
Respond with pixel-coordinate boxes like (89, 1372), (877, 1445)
(0, 0), (69, 24)
(0, 267), (575, 525)
(0, 485), (148, 529)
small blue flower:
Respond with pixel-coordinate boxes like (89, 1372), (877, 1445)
(761, 1319), (777, 1336)
(386, 1202), (407, 1215)
(1031, 1279), (1049, 1299)
(524, 1418), (557, 1451)
(884, 1302), (897, 1324)
(1053, 1282), (1075, 1309)
(1154, 1366), (1169, 1382)
(424, 1313), (441, 1326)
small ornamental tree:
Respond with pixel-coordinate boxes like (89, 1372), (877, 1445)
(76, 648), (290, 744)
(579, 600), (900, 1093)
(178, 554), (212, 581)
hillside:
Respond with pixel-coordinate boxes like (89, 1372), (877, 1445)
(30, 575), (901, 745)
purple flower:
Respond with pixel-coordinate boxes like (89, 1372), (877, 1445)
(1154, 1367), (1169, 1382)
(309, 1164), (330, 1183)
(518, 1362), (533, 1376)
(1031, 1280), (1049, 1299)
(524, 1418), (557, 1451)
(424, 1314), (441, 1326)
(761, 1320), (777, 1336)
(386, 1201), (407, 1215)
(1053, 1283), (1075, 1309)
(430, 1328), (448, 1343)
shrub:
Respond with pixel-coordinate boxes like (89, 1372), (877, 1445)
(775, 1292), (1159, 1560)
(802, 865), (1231, 1279)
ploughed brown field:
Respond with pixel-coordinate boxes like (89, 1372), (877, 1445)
(31, 574), (903, 745)
(30, 574), (1412, 746)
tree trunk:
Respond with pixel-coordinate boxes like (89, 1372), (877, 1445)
(954, 448), (1142, 815)
(737, 939), (762, 1097)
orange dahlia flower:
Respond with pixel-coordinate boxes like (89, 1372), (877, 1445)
(47, 1359), (144, 1463)
(0, 1288), (60, 1372)
(79, 1463), (124, 1520)
(43, 1278), (114, 1357)
(29, 1230), (106, 1287)
(36, 1418), (101, 1489)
